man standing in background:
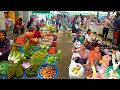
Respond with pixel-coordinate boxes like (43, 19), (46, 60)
(113, 13), (120, 45)
(102, 16), (112, 41)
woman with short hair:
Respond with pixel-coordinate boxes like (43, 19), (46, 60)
(0, 30), (10, 61)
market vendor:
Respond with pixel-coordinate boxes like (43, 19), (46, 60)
(27, 18), (34, 32)
(89, 44), (101, 77)
(84, 29), (92, 43)
(109, 47), (120, 69)
(0, 30), (10, 61)
(34, 25), (41, 38)
(84, 29), (95, 50)
(76, 44), (90, 64)
(13, 18), (25, 35)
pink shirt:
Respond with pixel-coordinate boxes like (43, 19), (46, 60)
(79, 49), (90, 59)
(103, 18), (111, 28)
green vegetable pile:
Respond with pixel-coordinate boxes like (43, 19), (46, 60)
(26, 64), (40, 76)
(18, 57), (27, 64)
(47, 25), (56, 32)
(55, 50), (62, 60)
(45, 55), (57, 65)
(39, 45), (49, 52)
(24, 44), (35, 59)
(30, 50), (48, 66)
(0, 62), (10, 75)
(8, 50), (25, 64)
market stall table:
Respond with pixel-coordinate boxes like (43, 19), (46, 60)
(0, 30), (61, 79)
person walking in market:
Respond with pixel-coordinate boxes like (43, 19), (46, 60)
(102, 16), (112, 41)
(0, 30), (10, 61)
(62, 18), (67, 35)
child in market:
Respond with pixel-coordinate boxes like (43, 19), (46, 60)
(34, 25), (41, 38)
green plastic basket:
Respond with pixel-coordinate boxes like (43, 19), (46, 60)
(105, 66), (120, 79)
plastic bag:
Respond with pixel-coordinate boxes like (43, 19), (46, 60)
(69, 62), (84, 79)
(74, 41), (81, 48)
(71, 53), (81, 61)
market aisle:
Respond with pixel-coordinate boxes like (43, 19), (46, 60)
(56, 31), (73, 79)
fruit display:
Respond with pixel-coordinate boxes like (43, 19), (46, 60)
(41, 36), (54, 46)
(8, 51), (25, 64)
(45, 55), (58, 65)
(16, 66), (23, 78)
(14, 35), (27, 46)
(40, 66), (56, 79)
(46, 31), (51, 36)
(7, 65), (17, 79)
(71, 65), (81, 74)
(48, 47), (57, 54)
(30, 50), (48, 66)
(46, 25), (56, 32)
(7, 64), (24, 79)
(42, 38), (49, 42)
(0, 29), (60, 79)
(42, 42), (52, 46)
(39, 45), (49, 52)
(24, 32), (34, 39)
(30, 38), (39, 45)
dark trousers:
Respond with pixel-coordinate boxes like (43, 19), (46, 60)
(117, 30), (120, 46)
(102, 27), (109, 41)
(13, 28), (24, 34)
(76, 29), (80, 34)
(0, 55), (8, 61)
(75, 58), (87, 64)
